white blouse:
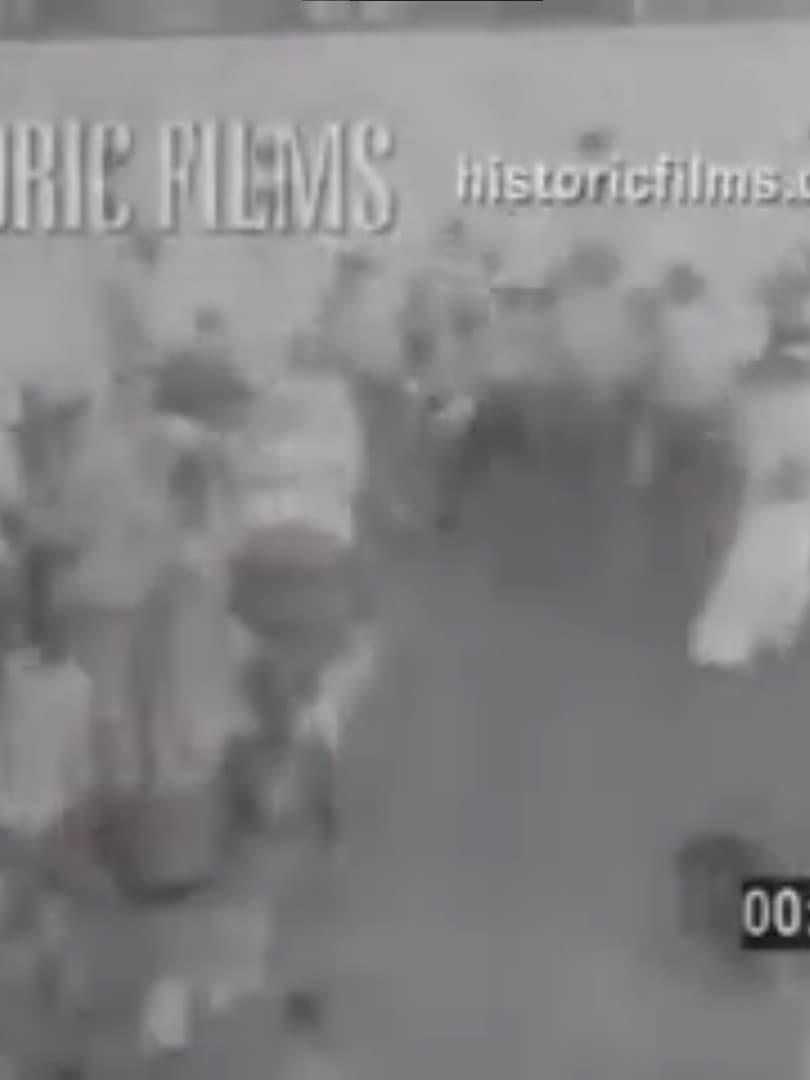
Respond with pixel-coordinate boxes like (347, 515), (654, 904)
(0, 652), (93, 836)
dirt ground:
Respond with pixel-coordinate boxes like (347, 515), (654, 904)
(72, 459), (810, 1080)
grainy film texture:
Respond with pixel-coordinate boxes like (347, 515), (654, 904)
(0, 3), (809, 1080)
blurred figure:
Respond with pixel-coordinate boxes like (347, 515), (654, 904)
(56, 244), (221, 812)
(422, 294), (494, 531)
(231, 319), (374, 838)
(401, 219), (497, 507)
(553, 239), (641, 579)
(229, 323), (376, 1023)
(11, 383), (90, 652)
(690, 272), (810, 667)
(556, 238), (632, 399)
(315, 249), (423, 535)
(119, 436), (251, 895)
(0, 601), (104, 1080)
(431, 278), (555, 533)
(154, 304), (256, 433)
(673, 828), (776, 981)
(100, 228), (163, 386)
(549, 126), (634, 282)
(0, 424), (22, 645)
(419, 214), (494, 376)
(315, 248), (381, 368)
(0, 600), (93, 849)
(636, 263), (742, 615)
(623, 284), (669, 491)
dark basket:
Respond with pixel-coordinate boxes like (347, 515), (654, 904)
(101, 776), (226, 903)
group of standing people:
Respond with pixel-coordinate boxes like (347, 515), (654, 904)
(0, 124), (808, 1059)
(334, 128), (810, 670)
(0, 224), (379, 1065)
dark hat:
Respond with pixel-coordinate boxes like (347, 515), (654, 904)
(436, 214), (469, 249)
(154, 347), (254, 427)
(121, 227), (163, 269)
(576, 127), (615, 158)
(566, 241), (623, 289)
(660, 262), (707, 306)
(335, 248), (377, 280)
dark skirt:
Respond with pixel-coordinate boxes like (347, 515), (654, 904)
(22, 544), (55, 649)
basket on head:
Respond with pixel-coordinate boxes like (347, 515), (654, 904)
(660, 262), (708, 307)
(153, 303), (251, 426)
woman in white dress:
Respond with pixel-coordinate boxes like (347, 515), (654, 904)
(689, 294), (810, 669)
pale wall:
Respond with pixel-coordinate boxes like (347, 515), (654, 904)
(1, 22), (810, 400)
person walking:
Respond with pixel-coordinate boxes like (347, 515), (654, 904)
(690, 273), (810, 668)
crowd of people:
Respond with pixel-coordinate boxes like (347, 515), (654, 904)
(366, 137), (810, 670)
(0, 222), (382, 1068)
(0, 120), (807, 1066)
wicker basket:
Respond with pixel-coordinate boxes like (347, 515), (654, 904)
(104, 775), (226, 902)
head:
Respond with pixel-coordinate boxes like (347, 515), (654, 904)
(332, 249), (376, 299)
(660, 262), (707, 308)
(575, 126), (616, 162)
(434, 215), (473, 263)
(566, 241), (623, 292)
(126, 228), (163, 271)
